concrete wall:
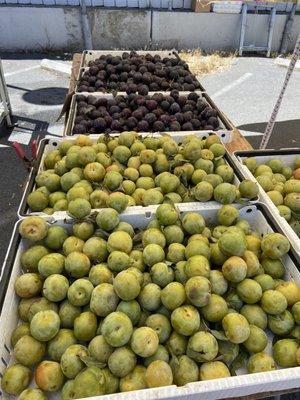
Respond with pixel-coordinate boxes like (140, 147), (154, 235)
(0, 6), (84, 51)
(0, 5), (299, 52)
(151, 11), (300, 51)
(152, 12), (241, 50)
(89, 9), (151, 49)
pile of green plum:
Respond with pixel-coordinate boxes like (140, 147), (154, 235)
(26, 132), (258, 216)
(244, 156), (300, 237)
(2, 203), (300, 399)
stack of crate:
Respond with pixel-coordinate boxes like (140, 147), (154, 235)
(0, 49), (300, 400)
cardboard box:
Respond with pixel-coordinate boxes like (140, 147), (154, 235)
(192, 0), (211, 12)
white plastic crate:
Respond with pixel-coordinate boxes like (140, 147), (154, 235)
(183, 0), (191, 9)
(172, 0), (183, 8)
(116, 0), (127, 6)
(233, 149), (300, 255)
(127, 0), (139, 6)
(103, 0), (115, 5)
(150, 0), (161, 7)
(1, 203), (300, 400)
(77, 50), (207, 93)
(65, 91), (232, 136)
(30, 0), (44, 4)
(212, 1), (242, 13)
(138, 0), (149, 7)
(18, 130), (235, 218)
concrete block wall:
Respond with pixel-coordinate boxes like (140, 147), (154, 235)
(0, 6), (299, 52)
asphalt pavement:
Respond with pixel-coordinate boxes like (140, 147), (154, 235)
(0, 53), (299, 269)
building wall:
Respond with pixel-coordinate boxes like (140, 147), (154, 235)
(0, 6), (299, 52)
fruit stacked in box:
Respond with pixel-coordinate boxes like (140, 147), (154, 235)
(26, 133), (258, 215)
(72, 92), (221, 135)
(1, 204), (300, 399)
(244, 156), (300, 238)
(77, 51), (201, 94)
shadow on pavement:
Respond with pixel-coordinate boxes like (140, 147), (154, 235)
(237, 119), (300, 150)
(6, 84), (68, 106)
(22, 87), (68, 106)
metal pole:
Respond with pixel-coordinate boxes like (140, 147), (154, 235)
(0, 58), (13, 127)
(80, 0), (93, 50)
(266, 5), (276, 58)
(259, 33), (300, 149)
(239, 3), (247, 57)
(280, 3), (296, 54)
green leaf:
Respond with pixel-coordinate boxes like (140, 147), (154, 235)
(133, 244), (144, 251)
(180, 172), (189, 188)
(169, 159), (189, 169)
(186, 348), (200, 361)
(165, 261), (174, 267)
(133, 231), (143, 243)
(79, 356), (106, 369)
(170, 354), (180, 368)
(103, 133), (112, 143)
(163, 196), (176, 207)
(94, 228), (110, 239)
(210, 330), (229, 341)
(229, 350), (248, 376)
(117, 185), (125, 193)
(87, 211), (98, 223)
(84, 106), (95, 115)
(213, 355), (226, 361)
(237, 198), (252, 206)
(201, 319), (211, 332)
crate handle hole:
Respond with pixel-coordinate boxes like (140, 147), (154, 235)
(145, 211), (152, 218)
(1, 357), (7, 367)
(52, 142), (57, 147)
(221, 133), (226, 138)
(246, 209), (252, 213)
(4, 345), (10, 354)
(203, 136), (207, 140)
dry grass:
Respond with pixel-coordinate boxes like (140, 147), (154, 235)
(179, 49), (236, 77)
